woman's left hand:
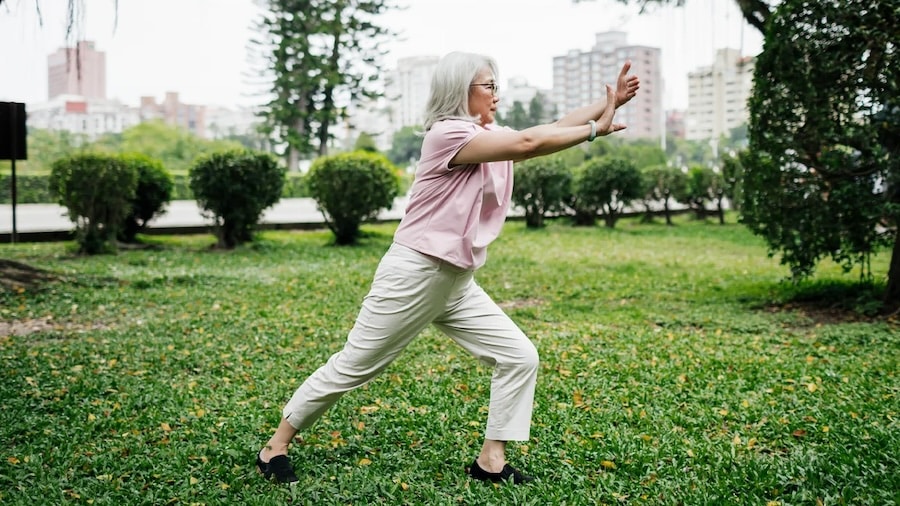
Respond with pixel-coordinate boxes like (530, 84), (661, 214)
(597, 85), (626, 136)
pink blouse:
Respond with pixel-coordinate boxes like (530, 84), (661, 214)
(393, 119), (513, 270)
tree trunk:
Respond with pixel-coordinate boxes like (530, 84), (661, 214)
(318, 3), (345, 156)
(885, 228), (900, 313)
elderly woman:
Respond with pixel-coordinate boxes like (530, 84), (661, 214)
(257, 51), (639, 485)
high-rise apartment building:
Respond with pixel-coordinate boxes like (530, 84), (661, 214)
(685, 48), (755, 141)
(47, 41), (107, 100)
(385, 55), (439, 130)
(553, 31), (663, 140)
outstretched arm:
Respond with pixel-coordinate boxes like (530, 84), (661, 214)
(556, 60), (640, 127)
(452, 85), (620, 165)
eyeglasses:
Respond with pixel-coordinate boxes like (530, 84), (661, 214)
(469, 82), (499, 96)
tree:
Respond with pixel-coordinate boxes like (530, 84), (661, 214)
(740, 0), (899, 310)
(597, 0), (774, 33)
(511, 153), (574, 228)
(386, 126), (423, 168)
(254, 0), (395, 169)
(641, 164), (687, 225)
(528, 92), (549, 125)
(570, 157), (642, 228)
(93, 121), (242, 173)
(503, 101), (530, 130)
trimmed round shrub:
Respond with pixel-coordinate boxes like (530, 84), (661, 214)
(49, 153), (139, 254)
(511, 153), (573, 228)
(118, 153), (174, 243)
(569, 157), (642, 228)
(189, 150), (285, 249)
(306, 151), (400, 245)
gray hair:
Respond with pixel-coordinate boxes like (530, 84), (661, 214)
(422, 51), (499, 131)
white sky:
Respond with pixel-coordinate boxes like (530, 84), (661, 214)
(0, 0), (762, 111)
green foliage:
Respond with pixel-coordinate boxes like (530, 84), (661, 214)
(0, 221), (896, 505)
(48, 153), (139, 254)
(503, 101), (530, 130)
(720, 151), (744, 211)
(255, 1), (395, 161)
(741, 0), (899, 307)
(0, 173), (52, 204)
(92, 121), (244, 173)
(189, 150), (286, 249)
(386, 126), (423, 168)
(353, 132), (379, 153)
(511, 153), (573, 228)
(306, 151), (400, 245)
(117, 154), (175, 243)
(640, 164), (688, 225)
(569, 157), (642, 227)
(684, 165), (724, 221)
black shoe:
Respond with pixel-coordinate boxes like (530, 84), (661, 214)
(467, 459), (534, 484)
(257, 452), (299, 485)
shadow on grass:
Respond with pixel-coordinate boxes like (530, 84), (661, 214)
(761, 278), (892, 323)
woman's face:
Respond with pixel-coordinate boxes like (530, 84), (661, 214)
(468, 67), (499, 127)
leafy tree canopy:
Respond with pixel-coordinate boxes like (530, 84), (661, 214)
(741, 0), (899, 308)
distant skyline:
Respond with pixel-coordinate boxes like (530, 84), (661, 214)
(0, 0), (763, 111)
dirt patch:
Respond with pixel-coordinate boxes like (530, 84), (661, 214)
(0, 316), (111, 338)
(498, 298), (544, 311)
(0, 316), (59, 337)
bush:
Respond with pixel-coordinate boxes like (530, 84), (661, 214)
(640, 164), (688, 226)
(49, 153), (138, 254)
(189, 150), (285, 249)
(0, 172), (53, 204)
(569, 157), (642, 228)
(511, 153), (573, 228)
(306, 151), (400, 245)
(118, 154), (174, 243)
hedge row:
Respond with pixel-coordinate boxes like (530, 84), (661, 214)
(0, 172), (310, 204)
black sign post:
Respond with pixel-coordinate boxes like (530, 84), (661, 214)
(1, 102), (27, 243)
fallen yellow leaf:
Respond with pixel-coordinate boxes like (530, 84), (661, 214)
(600, 460), (616, 470)
(161, 422), (172, 432)
(358, 458), (372, 466)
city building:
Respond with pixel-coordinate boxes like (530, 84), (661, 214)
(139, 92), (206, 138)
(27, 94), (140, 140)
(666, 109), (686, 140)
(384, 55), (439, 130)
(552, 31), (663, 140)
(685, 48), (755, 141)
(47, 41), (107, 100)
(497, 76), (554, 125)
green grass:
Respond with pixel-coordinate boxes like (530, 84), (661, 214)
(1, 217), (897, 505)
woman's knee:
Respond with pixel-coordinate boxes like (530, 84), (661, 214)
(508, 337), (539, 371)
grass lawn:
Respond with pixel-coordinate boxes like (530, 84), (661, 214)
(1, 217), (897, 505)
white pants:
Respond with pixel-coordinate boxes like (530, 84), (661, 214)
(282, 243), (539, 441)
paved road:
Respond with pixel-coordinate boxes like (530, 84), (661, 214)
(0, 197), (410, 235)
